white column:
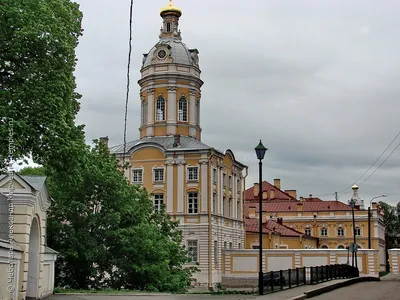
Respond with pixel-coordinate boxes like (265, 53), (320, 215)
(177, 158), (185, 214)
(146, 88), (155, 136)
(189, 89), (196, 137)
(200, 158), (208, 213)
(167, 86), (177, 135)
(166, 159), (174, 214)
(233, 172), (237, 218)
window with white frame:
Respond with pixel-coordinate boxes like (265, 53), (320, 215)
(355, 227), (361, 236)
(214, 241), (218, 264)
(187, 240), (198, 263)
(153, 168), (164, 183)
(228, 175), (232, 189)
(187, 166), (198, 181)
(321, 228), (328, 237)
(212, 193), (217, 214)
(222, 196), (226, 216)
(337, 227), (344, 236)
(132, 169), (143, 184)
(187, 192), (198, 214)
(305, 228), (311, 236)
(153, 194), (164, 212)
(156, 96), (165, 121)
(212, 168), (217, 183)
(178, 97), (188, 121)
(223, 173), (227, 187)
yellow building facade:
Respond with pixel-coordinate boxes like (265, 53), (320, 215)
(109, 1), (247, 287)
(244, 180), (386, 271)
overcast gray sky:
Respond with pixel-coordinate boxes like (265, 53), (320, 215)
(72, 0), (400, 205)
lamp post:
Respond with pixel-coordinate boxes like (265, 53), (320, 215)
(255, 140), (267, 296)
(349, 197), (357, 268)
(368, 195), (386, 249)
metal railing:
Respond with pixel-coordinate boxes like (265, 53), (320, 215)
(263, 264), (359, 294)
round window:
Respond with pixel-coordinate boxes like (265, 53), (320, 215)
(157, 50), (166, 59)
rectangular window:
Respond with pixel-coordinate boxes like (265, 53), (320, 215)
(305, 228), (311, 236)
(223, 173), (227, 187)
(355, 227), (361, 236)
(214, 241), (218, 264)
(188, 192), (198, 214)
(132, 169), (143, 184)
(252, 245), (260, 249)
(228, 175), (232, 189)
(222, 197), (226, 217)
(337, 227), (344, 236)
(166, 22), (171, 32)
(141, 102), (147, 125)
(237, 200), (241, 219)
(321, 228), (328, 237)
(154, 168), (164, 182)
(187, 240), (198, 263)
(153, 194), (164, 212)
(237, 179), (241, 192)
(187, 167), (198, 181)
(228, 199), (232, 218)
(213, 168), (217, 183)
(213, 193), (217, 214)
(229, 242), (232, 249)
(224, 241), (227, 249)
(238, 243), (241, 249)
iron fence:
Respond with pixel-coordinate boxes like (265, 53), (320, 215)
(262, 264), (359, 294)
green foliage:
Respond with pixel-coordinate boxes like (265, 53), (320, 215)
(0, 0), (84, 171)
(18, 166), (46, 176)
(40, 141), (196, 292)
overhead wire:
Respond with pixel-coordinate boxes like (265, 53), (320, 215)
(123, 0), (135, 167)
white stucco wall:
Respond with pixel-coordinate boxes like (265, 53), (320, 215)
(0, 242), (22, 300)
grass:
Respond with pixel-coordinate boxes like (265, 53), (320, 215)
(379, 271), (389, 277)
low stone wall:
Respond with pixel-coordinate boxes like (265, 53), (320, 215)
(388, 248), (400, 274)
(222, 249), (379, 287)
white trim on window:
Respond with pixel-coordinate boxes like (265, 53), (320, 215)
(178, 96), (188, 122)
(320, 228), (328, 237)
(132, 167), (143, 184)
(187, 192), (199, 214)
(156, 96), (166, 121)
(212, 168), (217, 184)
(152, 166), (165, 183)
(152, 193), (164, 212)
(187, 240), (198, 263)
(222, 173), (227, 187)
(186, 165), (199, 182)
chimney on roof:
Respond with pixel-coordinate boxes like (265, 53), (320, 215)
(277, 217), (283, 225)
(262, 190), (268, 200)
(270, 190), (275, 200)
(99, 136), (109, 147)
(173, 134), (181, 147)
(297, 202), (303, 211)
(285, 189), (297, 199)
(300, 196), (305, 202)
(274, 179), (281, 190)
(253, 183), (259, 198)
(309, 194), (313, 199)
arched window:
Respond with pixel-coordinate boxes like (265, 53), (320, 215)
(337, 245), (345, 249)
(337, 227), (344, 236)
(178, 97), (188, 121)
(156, 97), (165, 121)
(320, 245), (329, 249)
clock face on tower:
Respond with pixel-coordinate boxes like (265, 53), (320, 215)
(157, 49), (166, 59)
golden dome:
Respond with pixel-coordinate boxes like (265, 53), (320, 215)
(160, 0), (182, 17)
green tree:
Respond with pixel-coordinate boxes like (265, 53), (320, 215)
(41, 141), (196, 291)
(18, 166), (46, 176)
(0, 0), (84, 171)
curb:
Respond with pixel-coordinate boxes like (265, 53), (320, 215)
(290, 277), (380, 300)
(55, 293), (171, 296)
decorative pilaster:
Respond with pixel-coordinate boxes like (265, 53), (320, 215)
(200, 158), (208, 213)
(189, 89), (197, 137)
(167, 86), (177, 135)
(232, 173), (237, 218)
(146, 88), (155, 136)
(177, 158), (186, 214)
(166, 159), (174, 214)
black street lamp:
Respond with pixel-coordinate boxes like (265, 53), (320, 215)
(255, 140), (267, 296)
(368, 195), (386, 249)
(349, 197), (357, 268)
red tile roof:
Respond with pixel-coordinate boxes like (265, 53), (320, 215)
(245, 181), (297, 201)
(244, 200), (353, 214)
(245, 218), (311, 237)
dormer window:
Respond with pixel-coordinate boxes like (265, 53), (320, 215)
(167, 23), (171, 32)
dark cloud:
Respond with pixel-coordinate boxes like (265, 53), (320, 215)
(70, 0), (400, 205)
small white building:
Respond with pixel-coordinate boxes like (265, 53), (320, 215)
(0, 173), (57, 300)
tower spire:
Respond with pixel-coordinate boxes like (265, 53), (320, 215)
(159, 0), (182, 40)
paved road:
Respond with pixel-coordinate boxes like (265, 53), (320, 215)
(311, 281), (400, 300)
(49, 295), (257, 300)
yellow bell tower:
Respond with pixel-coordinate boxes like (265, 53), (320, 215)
(138, 0), (203, 140)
